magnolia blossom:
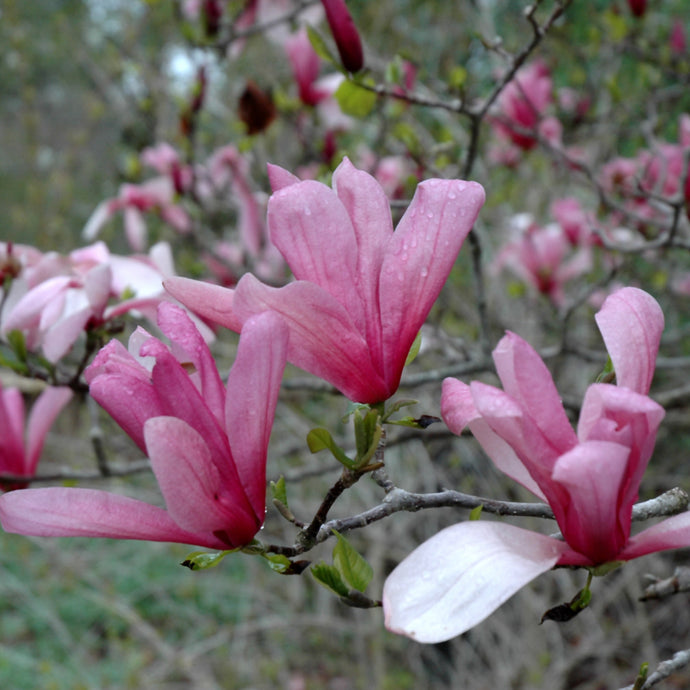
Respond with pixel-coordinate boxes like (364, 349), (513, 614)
(166, 157), (485, 403)
(0, 303), (288, 548)
(491, 60), (554, 151)
(492, 214), (591, 306)
(84, 178), (191, 251)
(1, 241), (209, 362)
(384, 287), (690, 643)
(0, 384), (73, 490)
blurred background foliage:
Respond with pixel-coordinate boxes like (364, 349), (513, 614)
(2, 0), (690, 688)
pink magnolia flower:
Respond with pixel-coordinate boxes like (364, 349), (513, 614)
(491, 61), (554, 151)
(1, 241), (210, 362)
(0, 385), (73, 490)
(165, 157), (485, 403)
(492, 214), (591, 306)
(320, 0), (363, 73)
(84, 178), (191, 251)
(0, 303), (288, 548)
(384, 287), (690, 642)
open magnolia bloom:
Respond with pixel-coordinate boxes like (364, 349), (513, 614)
(0, 303), (288, 549)
(166, 157), (485, 404)
(384, 287), (690, 643)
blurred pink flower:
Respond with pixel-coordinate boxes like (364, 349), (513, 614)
(166, 157), (485, 403)
(84, 178), (191, 251)
(0, 384), (73, 490)
(671, 19), (687, 55)
(1, 241), (211, 362)
(491, 61), (554, 151)
(384, 288), (690, 643)
(0, 304), (288, 548)
(492, 215), (591, 305)
(286, 29), (326, 106)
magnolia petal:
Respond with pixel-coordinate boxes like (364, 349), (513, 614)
(578, 383), (665, 525)
(145, 417), (258, 546)
(233, 274), (389, 403)
(551, 440), (631, 563)
(0, 388), (26, 475)
(267, 178), (364, 331)
(88, 372), (162, 453)
(383, 521), (567, 643)
(225, 311), (288, 521)
(267, 163), (301, 191)
(594, 287), (663, 394)
(164, 277), (243, 332)
(493, 332), (577, 453)
(331, 157), (393, 372)
(441, 378), (546, 500)
(25, 387), (73, 476)
(379, 178), (485, 388)
(0, 487), (222, 547)
(620, 511), (690, 560)
(156, 302), (226, 428)
(42, 307), (92, 362)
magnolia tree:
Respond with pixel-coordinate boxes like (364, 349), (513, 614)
(2, 0), (690, 687)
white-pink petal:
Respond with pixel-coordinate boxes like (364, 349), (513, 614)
(383, 521), (568, 643)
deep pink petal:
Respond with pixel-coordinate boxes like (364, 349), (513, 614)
(25, 387), (73, 475)
(164, 277), (242, 332)
(470, 382), (566, 487)
(320, 0), (364, 72)
(331, 157), (393, 374)
(144, 417), (258, 546)
(225, 311), (288, 522)
(594, 287), (663, 394)
(0, 388), (26, 475)
(551, 440), (631, 563)
(156, 302), (225, 428)
(383, 521), (567, 643)
(493, 332), (577, 453)
(379, 178), (485, 388)
(234, 274), (389, 403)
(578, 383), (665, 531)
(0, 487), (223, 547)
(267, 179), (365, 332)
(619, 511), (690, 560)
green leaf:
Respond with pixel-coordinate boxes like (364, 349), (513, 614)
(341, 402), (371, 423)
(383, 399), (418, 420)
(270, 476), (288, 506)
(448, 65), (467, 90)
(392, 122), (419, 152)
(595, 356), (615, 384)
(469, 505), (483, 521)
(311, 562), (349, 597)
(306, 428), (354, 468)
(262, 553), (293, 574)
(334, 79), (377, 117)
(306, 25), (338, 67)
(180, 549), (234, 570)
(404, 331), (422, 366)
(332, 531), (373, 592)
(352, 409), (383, 468)
(6, 330), (27, 363)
